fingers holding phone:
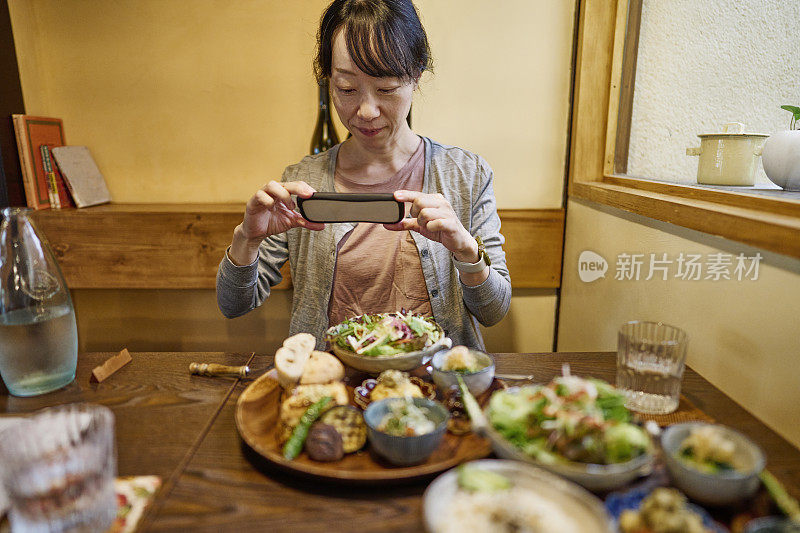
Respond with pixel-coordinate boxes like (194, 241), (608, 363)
(229, 181), (325, 266)
(385, 190), (477, 261)
(243, 181), (325, 238)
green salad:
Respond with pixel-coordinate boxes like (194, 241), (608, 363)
(326, 312), (441, 357)
(487, 366), (649, 465)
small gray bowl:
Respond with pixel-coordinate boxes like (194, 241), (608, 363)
(662, 422), (765, 506)
(430, 348), (495, 396)
(364, 397), (449, 466)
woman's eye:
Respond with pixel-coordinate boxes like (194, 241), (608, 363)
(378, 87), (399, 94)
(337, 87), (356, 94)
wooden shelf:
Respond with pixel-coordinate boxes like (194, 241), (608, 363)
(32, 204), (564, 290)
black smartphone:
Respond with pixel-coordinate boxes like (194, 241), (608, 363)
(297, 192), (404, 223)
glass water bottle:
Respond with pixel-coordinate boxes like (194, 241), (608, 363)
(0, 207), (77, 396)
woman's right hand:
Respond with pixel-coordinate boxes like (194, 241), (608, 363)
(229, 181), (325, 266)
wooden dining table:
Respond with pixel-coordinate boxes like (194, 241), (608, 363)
(2, 351), (799, 532)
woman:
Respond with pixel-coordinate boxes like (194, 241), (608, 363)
(217, 0), (511, 349)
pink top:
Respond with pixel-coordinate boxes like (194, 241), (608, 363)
(328, 139), (432, 326)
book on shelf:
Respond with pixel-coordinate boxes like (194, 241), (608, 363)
(51, 146), (111, 208)
(40, 145), (75, 209)
(40, 145), (58, 208)
(12, 114), (74, 209)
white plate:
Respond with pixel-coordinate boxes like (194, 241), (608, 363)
(422, 459), (613, 533)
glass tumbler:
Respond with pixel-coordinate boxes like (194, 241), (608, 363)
(0, 404), (117, 533)
(616, 321), (688, 415)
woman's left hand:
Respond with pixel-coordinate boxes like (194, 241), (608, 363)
(384, 190), (479, 263)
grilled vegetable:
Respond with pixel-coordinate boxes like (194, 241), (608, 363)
(305, 423), (344, 462)
(457, 464), (512, 492)
(457, 374), (487, 433)
(320, 405), (367, 453)
(283, 396), (332, 460)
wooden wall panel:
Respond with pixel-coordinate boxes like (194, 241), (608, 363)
(500, 209), (564, 288)
(32, 204), (564, 289)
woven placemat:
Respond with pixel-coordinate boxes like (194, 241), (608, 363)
(634, 395), (715, 427)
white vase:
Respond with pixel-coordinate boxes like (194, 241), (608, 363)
(761, 130), (800, 190)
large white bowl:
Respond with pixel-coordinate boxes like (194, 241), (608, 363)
(423, 459), (614, 533)
(330, 334), (451, 374)
(481, 386), (654, 492)
(661, 422), (765, 506)
(484, 423), (654, 492)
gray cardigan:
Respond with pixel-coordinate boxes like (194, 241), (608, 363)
(216, 136), (511, 350)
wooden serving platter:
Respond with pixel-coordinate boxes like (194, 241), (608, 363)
(235, 368), (497, 484)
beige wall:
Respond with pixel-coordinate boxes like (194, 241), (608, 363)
(9, 1), (574, 353)
(558, 199), (800, 449)
(414, 0), (573, 210)
(9, 0), (328, 203)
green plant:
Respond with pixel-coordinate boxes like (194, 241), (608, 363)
(781, 105), (800, 130)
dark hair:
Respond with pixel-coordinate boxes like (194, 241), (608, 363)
(315, 0), (432, 82)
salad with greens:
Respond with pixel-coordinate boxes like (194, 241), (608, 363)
(488, 366), (649, 465)
(326, 312), (442, 357)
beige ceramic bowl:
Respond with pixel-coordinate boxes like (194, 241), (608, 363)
(330, 335), (452, 374)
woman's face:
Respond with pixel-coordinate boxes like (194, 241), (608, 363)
(329, 30), (416, 151)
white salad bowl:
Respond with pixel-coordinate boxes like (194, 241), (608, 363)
(330, 332), (451, 374)
(484, 423), (654, 492)
(477, 385), (655, 492)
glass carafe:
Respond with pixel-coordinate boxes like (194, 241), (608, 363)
(0, 207), (77, 396)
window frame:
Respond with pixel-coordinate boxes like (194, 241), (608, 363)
(568, 0), (800, 259)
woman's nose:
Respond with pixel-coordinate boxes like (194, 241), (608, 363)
(357, 96), (380, 121)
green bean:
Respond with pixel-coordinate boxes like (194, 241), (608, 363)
(283, 396), (333, 460)
(457, 375), (487, 433)
(760, 470), (800, 522)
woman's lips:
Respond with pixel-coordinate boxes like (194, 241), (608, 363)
(357, 127), (383, 137)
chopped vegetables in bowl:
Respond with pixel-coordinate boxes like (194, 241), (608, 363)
(483, 366), (654, 491)
(326, 312), (451, 374)
(326, 312), (442, 356)
(661, 423), (765, 506)
(378, 398), (437, 437)
(363, 397), (449, 466)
